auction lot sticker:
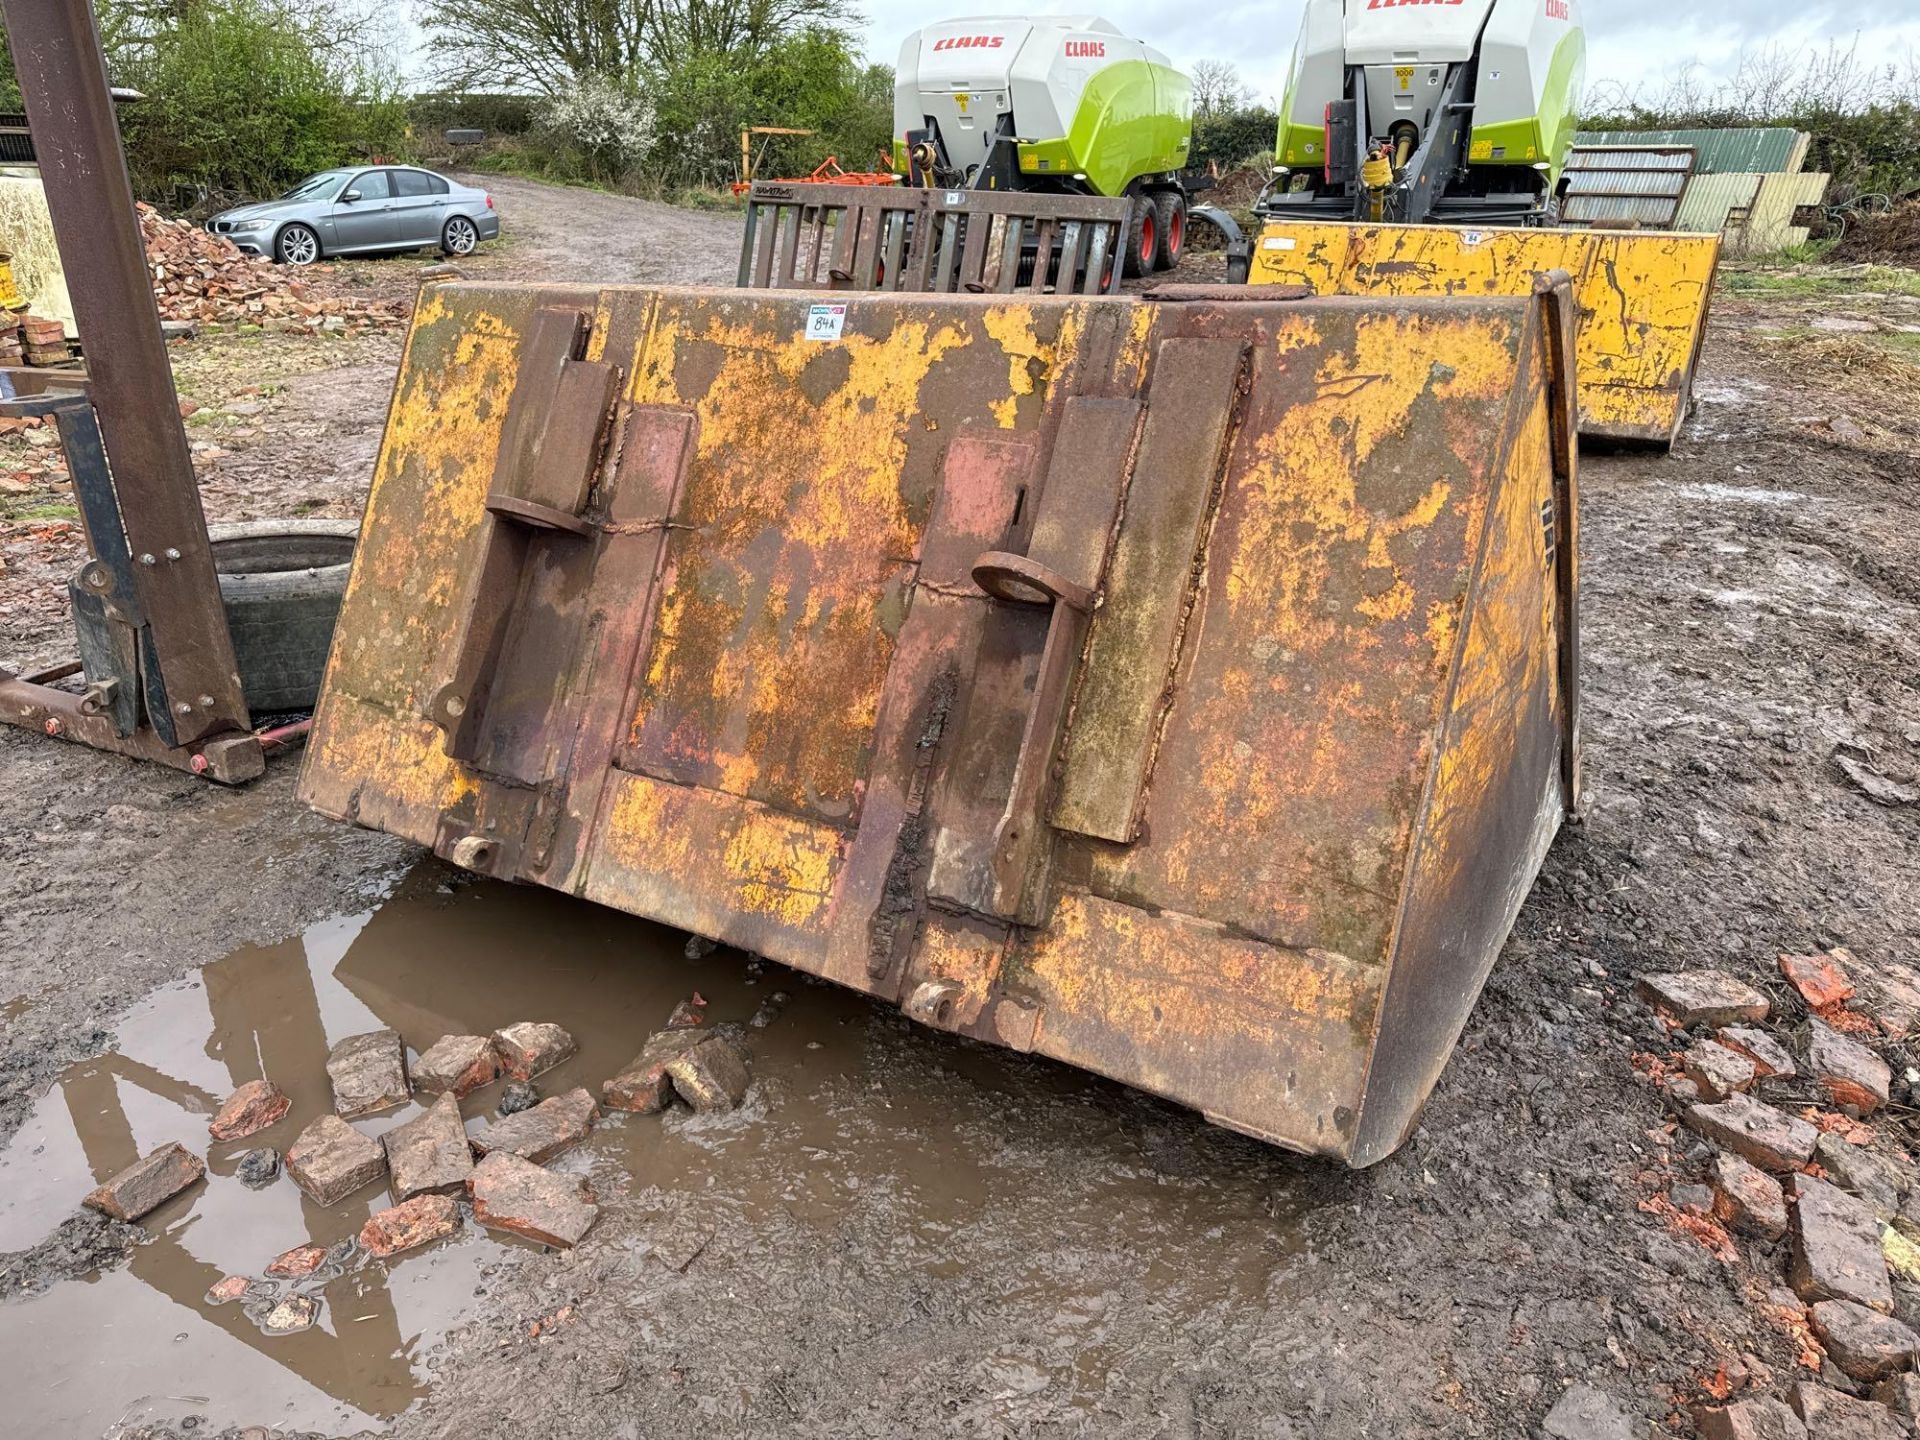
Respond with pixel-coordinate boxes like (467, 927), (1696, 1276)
(806, 303), (848, 341)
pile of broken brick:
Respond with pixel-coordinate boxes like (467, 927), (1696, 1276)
(1638, 948), (1920, 1439)
(139, 204), (408, 332)
(79, 1003), (751, 1337)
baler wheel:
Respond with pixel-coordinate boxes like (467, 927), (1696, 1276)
(1122, 195), (1157, 279)
(1152, 191), (1186, 271)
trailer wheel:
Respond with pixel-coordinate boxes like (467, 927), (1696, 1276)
(208, 520), (357, 715)
(1122, 195), (1157, 279)
(1152, 192), (1187, 271)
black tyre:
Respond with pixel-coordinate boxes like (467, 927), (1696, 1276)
(442, 214), (479, 257)
(275, 222), (321, 266)
(1121, 194), (1157, 279)
(208, 520), (356, 715)
(1151, 191), (1187, 271)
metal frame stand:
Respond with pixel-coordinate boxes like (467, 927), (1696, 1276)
(0, 0), (277, 782)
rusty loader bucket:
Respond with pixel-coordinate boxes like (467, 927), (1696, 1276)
(300, 278), (1581, 1165)
(1248, 220), (1720, 448)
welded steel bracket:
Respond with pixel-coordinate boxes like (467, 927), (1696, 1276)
(420, 304), (622, 878)
(426, 305), (621, 779)
(966, 395), (1137, 923)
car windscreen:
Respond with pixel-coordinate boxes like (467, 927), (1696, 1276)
(278, 172), (347, 201)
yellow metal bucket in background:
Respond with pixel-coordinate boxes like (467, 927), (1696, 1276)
(301, 280), (1582, 1166)
(1249, 220), (1721, 447)
(0, 252), (25, 312)
(0, 168), (74, 334)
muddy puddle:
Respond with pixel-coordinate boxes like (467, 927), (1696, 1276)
(0, 866), (1303, 1436)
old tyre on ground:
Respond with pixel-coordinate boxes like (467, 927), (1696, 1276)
(275, 223), (321, 266)
(442, 215), (479, 257)
(1152, 191), (1186, 271)
(209, 520), (356, 715)
(1121, 194), (1158, 279)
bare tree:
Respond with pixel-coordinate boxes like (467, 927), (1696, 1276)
(646, 0), (853, 63)
(1190, 59), (1253, 118)
(99, 0), (397, 71)
(415, 0), (856, 93)
(414, 0), (656, 91)
(1584, 38), (1920, 127)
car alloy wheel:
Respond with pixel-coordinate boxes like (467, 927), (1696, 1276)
(277, 224), (319, 266)
(443, 216), (478, 256)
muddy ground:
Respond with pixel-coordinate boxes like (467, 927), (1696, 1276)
(3, 180), (1919, 1438)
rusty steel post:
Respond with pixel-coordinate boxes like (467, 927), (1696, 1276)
(1, 0), (248, 745)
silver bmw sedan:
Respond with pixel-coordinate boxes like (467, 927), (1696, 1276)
(206, 165), (500, 265)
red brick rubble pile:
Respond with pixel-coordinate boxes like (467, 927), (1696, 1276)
(139, 204), (406, 332)
(1631, 944), (1920, 1439)
(80, 998), (759, 1340)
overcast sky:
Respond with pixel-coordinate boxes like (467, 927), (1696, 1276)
(844, 1), (1920, 105)
(393, 1), (1919, 103)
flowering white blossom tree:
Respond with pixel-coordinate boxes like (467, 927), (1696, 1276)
(537, 76), (658, 183)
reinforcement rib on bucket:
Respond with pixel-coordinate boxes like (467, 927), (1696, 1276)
(301, 280), (1581, 1165)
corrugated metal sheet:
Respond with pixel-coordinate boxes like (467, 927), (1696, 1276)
(1573, 127), (1809, 176)
(1672, 171), (1830, 254)
(1563, 129), (1831, 252)
(1563, 145), (1694, 228)
(1737, 171), (1830, 254)
(0, 116), (32, 166)
(1675, 172), (1764, 234)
